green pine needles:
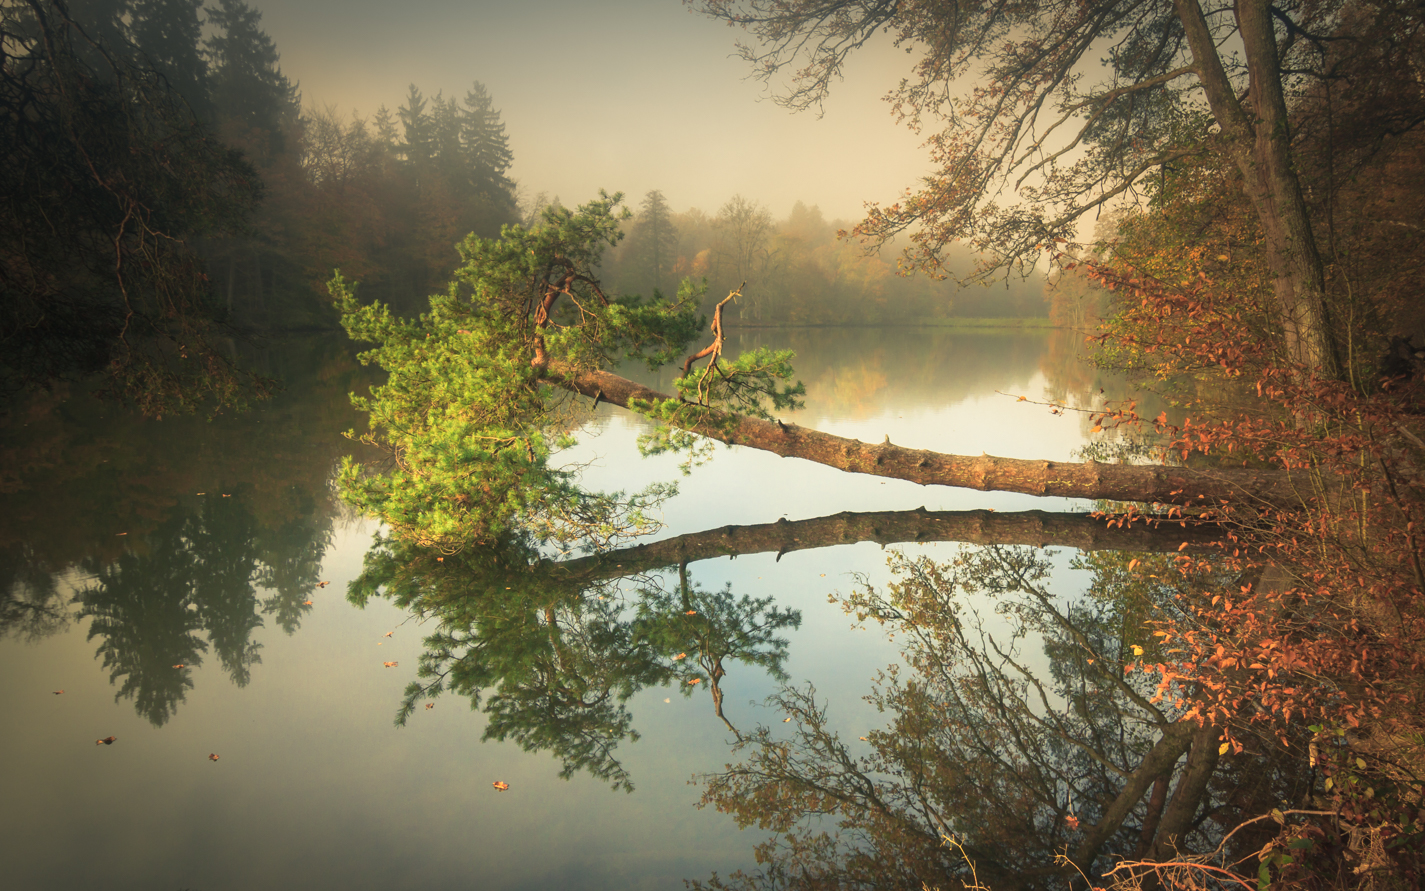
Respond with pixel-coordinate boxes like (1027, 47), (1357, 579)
(332, 192), (803, 552)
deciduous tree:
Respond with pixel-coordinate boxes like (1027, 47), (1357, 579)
(692, 0), (1365, 378)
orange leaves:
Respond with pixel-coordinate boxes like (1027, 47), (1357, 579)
(96, 736), (116, 745)
(685, 610), (698, 616)
(209, 753), (219, 762)
(382, 661), (398, 668)
(303, 600), (314, 606)
(52, 690), (63, 695)
(673, 652), (687, 660)
(491, 781), (510, 792)
(172, 664), (186, 669)
(689, 678), (701, 685)
(383, 631), (394, 638)
(316, 581), (330, 589)
(424, 703), (434, 710)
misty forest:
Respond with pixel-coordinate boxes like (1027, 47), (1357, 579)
(3, 0), (1425, 889)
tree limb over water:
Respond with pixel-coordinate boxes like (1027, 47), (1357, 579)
(333, 196), (1300, 551)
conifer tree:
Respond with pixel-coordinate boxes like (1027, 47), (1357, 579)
(204, 0), (298, 148)
(627, 190), (680, 297)
(128, 0), (208, 114)
(460, 81), (515, 207)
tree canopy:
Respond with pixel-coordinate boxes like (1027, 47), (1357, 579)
(690, 0), (1425, 379)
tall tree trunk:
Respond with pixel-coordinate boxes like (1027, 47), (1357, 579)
(1172, 0), (1343, 380)
(543, 363), (1301, 506)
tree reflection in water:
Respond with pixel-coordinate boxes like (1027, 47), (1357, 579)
(693, 546), (1312, 891)
(349, 533), (802, 791)
(346, 508), (1221, 802)
(72, 490), (331, 726)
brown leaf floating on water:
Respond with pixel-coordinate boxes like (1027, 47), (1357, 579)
(491, 781), (509, 791)
(209, 753), (219, 762)
(383, 661), (398, 668)
(96, 736), (116, 745)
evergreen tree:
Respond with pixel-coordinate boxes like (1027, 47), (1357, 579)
(1, 0), (264, 412)
(396, 84), (433, 171)
(372, 104), (399, 148)
(203, 0), (298, 150)
(627, 190), (680, 297)
(128, 0), (208, 115)
(460, 81), (514, 207)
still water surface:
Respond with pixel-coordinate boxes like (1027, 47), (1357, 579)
(0, 327), (1109, 890)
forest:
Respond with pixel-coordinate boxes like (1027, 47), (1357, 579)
(4, 0), (1425, 889)
(1, 0), (1046, 417)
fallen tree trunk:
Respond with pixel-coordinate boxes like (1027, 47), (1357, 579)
(543, 363), (1303, 508)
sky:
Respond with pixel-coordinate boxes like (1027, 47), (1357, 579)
(250, 0), (932, 222)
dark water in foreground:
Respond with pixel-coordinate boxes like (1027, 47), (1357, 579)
(1, 328), (1109, 890)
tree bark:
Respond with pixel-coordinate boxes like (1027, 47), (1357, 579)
(1071, 719), (1198, 871)
(1172, 0), (1342, 379)
(543, 363), (1303, 507)
(545, 508), (1223, 586)
(1150, 721), (1222, 860)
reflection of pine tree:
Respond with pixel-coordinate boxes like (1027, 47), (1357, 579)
(0, 543), (69, 641)
(350, 535), (798, 790)
(257, 503), (331, 635)
(78, 513), (207, 727)
(188, 493), (262, 687)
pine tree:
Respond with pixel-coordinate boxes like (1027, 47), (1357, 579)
(396, 84), (432, 171)
(460, 81), (514, 207)
(627, 190), (679, 297)
(203, 0), (298, 149)
(128, 0), (208, 115)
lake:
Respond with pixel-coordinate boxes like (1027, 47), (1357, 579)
(0, 326), (1121, 890)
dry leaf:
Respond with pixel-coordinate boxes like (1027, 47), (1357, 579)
(384, 631), (394, 638)
(783, 717), (791, 723)
(316, 581), (330, 588)
(52, 690), (64, 695)
(685, 610), (697, 615)
(859, 736), (867, 741)
(673, 652), (687, 660)
(688, 678), (701, 685)
(491, 781), (510, 792)
(303, 600), (314, 606)
(172, 664), (185, 669)
(424, 703), (434, 710)
(96, 736), (116, 746)
(383, 661), (398, 668)
(208, 753), (219, 762)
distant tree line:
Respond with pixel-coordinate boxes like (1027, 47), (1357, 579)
(599, 192), (1048, 325)
(2, 0), (519, 411)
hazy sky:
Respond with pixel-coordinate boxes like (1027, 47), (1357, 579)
(250, 0), (931, 222)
